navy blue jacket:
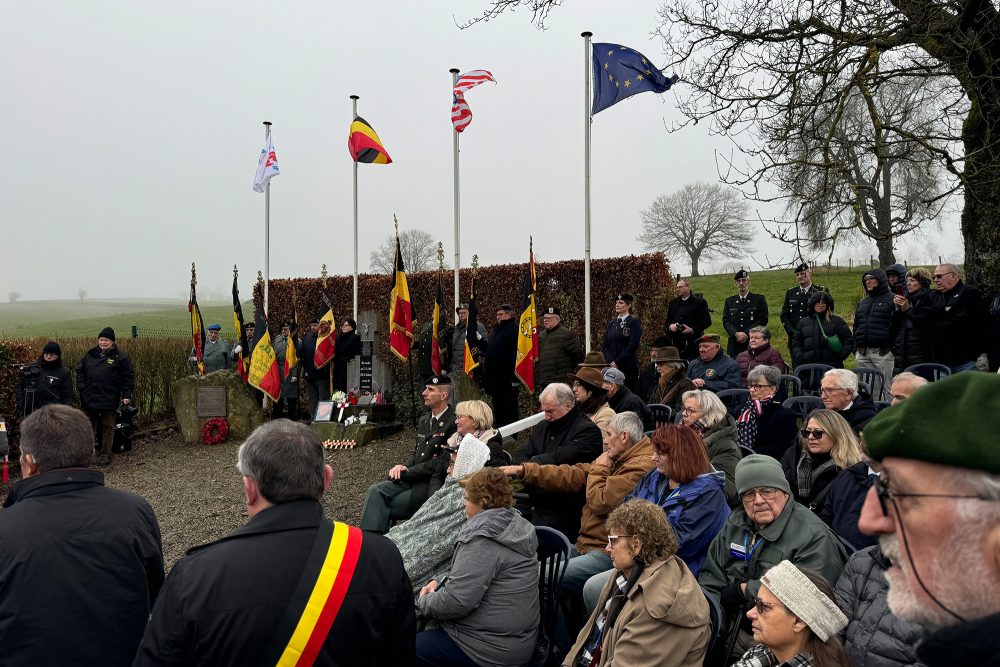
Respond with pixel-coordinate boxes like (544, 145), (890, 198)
(484, 318), (518, 393)
(626, 470), (730, 576)
(819, 461), (878, 550)
(854, 270), (898, 349)
(602, 314), (642, 371)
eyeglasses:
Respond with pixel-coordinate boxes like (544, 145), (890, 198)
(741, 487), (781, 502)
(607, 534), (633, 547)
(651, 449), (667, 459)
(932, 271), (955, 280)
(801, 428), (826, 439)
(748, 384), (773, 390)
(682, 406), (700, 415)
(872, 475), (999, 517)
(754, 598), (778, 615)
(819, 387), (846, 395)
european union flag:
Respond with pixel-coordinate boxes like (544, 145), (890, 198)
(592, 43), (677, 115)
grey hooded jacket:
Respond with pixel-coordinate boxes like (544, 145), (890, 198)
(416, 506), (540, 667)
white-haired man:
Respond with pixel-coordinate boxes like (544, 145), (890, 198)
(910, 263), (987, 373)
(820, 368), (878, 433)
(857, 373), (1000, 666)
(889, 371), (928, 406)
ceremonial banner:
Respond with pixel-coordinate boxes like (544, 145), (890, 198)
(514, 247), (538, 391)
(431, 274), (445, 375)
(314, 294), (336, 370)
(348, 116), (392, 164)
(388, 237), (413, 360)
(248, 312), (282, 401)
(253, 133), (281, 192)
(189, 271), (206, 375)
(592, 43), (678, 115)
(285, 296), (299, 379)
(451, 69), (496, 133)
(232, 273), (250, 380)
(463, 276), (481, 375)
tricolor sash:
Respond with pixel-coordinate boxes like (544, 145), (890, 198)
(267, 520), (363, 666)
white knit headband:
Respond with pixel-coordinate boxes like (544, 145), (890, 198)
(760, 560), (848, 642)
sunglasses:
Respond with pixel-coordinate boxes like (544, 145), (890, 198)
(932, 271), (955, 280)
(754, 598), (778, 615)
(801, 428), (826, 439)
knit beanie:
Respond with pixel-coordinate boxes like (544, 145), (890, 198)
(760, 561), (848, 641)
(735, 454), (791, 496)
(43, 341), (61, 356)
(98, 327), (116, 341)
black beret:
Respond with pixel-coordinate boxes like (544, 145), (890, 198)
(456, 303), (470, 313)
(497, 304), (515, 312)
(794, 263), (810, 273)
(616, 293), (634, 303)
(426, 374), (453, 387)
(734, 269), (749, 280)
(543, 307), (560, 315)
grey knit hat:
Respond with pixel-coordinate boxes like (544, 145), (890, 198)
(761, 561), (848, 641)
(735, 454), (791, 496)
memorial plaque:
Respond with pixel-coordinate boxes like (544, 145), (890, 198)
(196, 386), (228, 418)
(359, 346), (374, 393)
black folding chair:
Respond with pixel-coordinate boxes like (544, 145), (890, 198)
(782, 395), (825, 425)
(647, 403), (674, 428)
(778, 374), (802, 399)
(530, 526), (572, 667)
(703, 586), (724, 652)
(716, 389), (749, 417)
(854, 367), (887, 400)
(903, 363), (952, 383)
(793, 363), (834, 395)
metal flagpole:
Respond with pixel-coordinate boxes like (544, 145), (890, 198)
(263, 121), (272, 315)
(581, 33), (593, 351)
(450, 68), (461, 324)
(350, 95), (360, 320)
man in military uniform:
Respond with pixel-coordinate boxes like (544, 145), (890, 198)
(537, 306), (584, 389)
(722, 270), (769, 357)
(360, 375), (457, 533)
(780, 263), (825, 367)
(664, 278), (712, 361)
(192, 323), (230, 373)
(602, 293), (643, 391)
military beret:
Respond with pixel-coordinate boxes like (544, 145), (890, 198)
(543, 306), (560, 315)
(734, 269), (749, 280)
(697, 334), (721, 345)
(426, 374), (452, 387)
(207, 323), (222, 331)
(456, 303), (470, 313)
(616, 293), (634, 303)
(863, 373), (1000, 475)
(496, 304), (514, 312)
(794, 263), (810, 273)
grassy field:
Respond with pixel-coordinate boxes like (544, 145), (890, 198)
(0, 300), (247, 339)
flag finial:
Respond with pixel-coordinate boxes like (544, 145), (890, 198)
(437, 242), (445, 270)
(394, 214), (399, 236)
(471, 254), (479, 272)
(191, 262), (197, 286)
(321, 264), (328, 289)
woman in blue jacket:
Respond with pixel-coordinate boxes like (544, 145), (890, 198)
(582, 424), (730, 613)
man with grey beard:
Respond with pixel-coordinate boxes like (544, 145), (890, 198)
(857, 372), (1000, 667)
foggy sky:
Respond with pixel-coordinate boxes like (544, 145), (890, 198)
(2, 0), (963, 300)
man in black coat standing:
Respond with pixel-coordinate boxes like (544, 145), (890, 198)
(17, 340), (74, 417)
(135, 420), (415, 666)
(722, 270), (769, 357)
(664, 278), (712, 360)
(781, 263), (826, 367)
(484, 304), (521, 427)
(76, 327), (134, 467)
(853, 269), (897, 400)
(0, 405), (164, 667)
(911, 263), (988, 373)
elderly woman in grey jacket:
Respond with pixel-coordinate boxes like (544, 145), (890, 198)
(416, 468), (540, 667)
(680, 389), (741, 507)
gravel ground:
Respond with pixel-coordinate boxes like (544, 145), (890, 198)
(1, 423), (417, 569)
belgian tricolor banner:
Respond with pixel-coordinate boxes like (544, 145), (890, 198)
(232, 273), (250, 381)
(248, 311), (282, 402)
(514, 247), (538, 391)
(431, 273), (445, 375)
(189, 271), (206, 375)
(314, 294), (336, 370)
(284, 298), (299, 379)
(348, 116), (392, 164)
(271, 521), (363, 666)
(388, 236), (414, 360)
(463, 276), (482, 375)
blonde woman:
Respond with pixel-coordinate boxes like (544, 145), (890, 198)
(780, 409), (863, 511)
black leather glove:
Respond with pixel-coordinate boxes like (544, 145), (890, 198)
(720, 582), (746, 612)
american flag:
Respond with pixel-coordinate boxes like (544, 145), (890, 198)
(451, 69), (496, 133)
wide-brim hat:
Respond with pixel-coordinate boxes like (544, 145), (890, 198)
(567, 366), (605, 391)
(578, 351), (608, 368)
(654, 347), (683, 363)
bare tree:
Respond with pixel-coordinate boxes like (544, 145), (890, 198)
(368, 229), (442, 274)
(78, 287), (87, 302)
(8, 291), (21, 303)
(638, 182), (754, 276)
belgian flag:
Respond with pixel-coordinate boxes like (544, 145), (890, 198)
(430, 273), (445, 375)
(388, 236), (414, 360)
(463, 276), (482, 376)
(314, 294), (336, 370)
(248, 311), (282, 402)
(348, 116), (392, 164)
(514, 246), (538, 391)
(189, 273), (206, 375)
(284, 296), (299, 379)
(232, 273), (250, 380)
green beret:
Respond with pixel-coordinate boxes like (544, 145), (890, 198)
(863, 372), (1000, 475)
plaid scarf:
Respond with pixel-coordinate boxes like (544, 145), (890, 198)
(732, 644), (814, 667)
(737, 396), (773, 451)
(795, 450), (837, 502)
(578, 572), (630, 667)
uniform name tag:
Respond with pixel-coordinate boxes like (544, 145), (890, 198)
(729, 542), (747, 559)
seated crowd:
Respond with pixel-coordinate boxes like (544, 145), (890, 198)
(2, 363), (997, 667)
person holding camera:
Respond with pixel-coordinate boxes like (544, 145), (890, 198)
(17, 341), (74, 417)
(76, 327), (134, 467)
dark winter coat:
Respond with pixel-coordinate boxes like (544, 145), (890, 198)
(297, 333), (323, 382)
(911, 279), (987, 366)
(722, 292), (769, 356)
(854, 270), (898, 349)
(271, 334), (299, 399)
(602, 314), (642, 371)
(0, 469), (164, 667)
(791, 303), (855, 367)
(134, 500), (415, 667)
(892, 288), (931, 373)
(735, 344), (787, 382)
(17, 357), (73, 416)
(835, 545), (929, 667)
(400, 406), (458, 514)
(781, 283), (826, 338)
(781, 448), (842, 510)
(688, 353), (742, 392)
(537, 324), (584, 387)
(333, 329), (362, 391)
(818, 461), (878, 550)
(839, 397), (879, 433)
(636, 364), (659, 402)
(484, 317), (518, 393)
(701, 415), (741, 508)
(664, 295), (712, 360)
(915, 611), (1000, 667)
(608, 384), (653, 431)
(744, 401), (799, 462)
(647, 373), (696, 412)
(76, 344), (135, 410)
(990, 293), (1000, 371)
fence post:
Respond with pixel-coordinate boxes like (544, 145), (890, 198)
(132, 325), (138, 338)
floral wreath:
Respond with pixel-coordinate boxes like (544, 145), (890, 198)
(201, 417), (230, 445)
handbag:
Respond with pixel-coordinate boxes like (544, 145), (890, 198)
(816, 316), (843, 354)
